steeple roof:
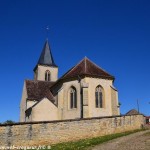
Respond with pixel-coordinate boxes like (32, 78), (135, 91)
(61, 57), (114, 80)
(36, 40), (57, 67)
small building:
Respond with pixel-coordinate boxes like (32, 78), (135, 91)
(20, 40), (120, 122)
(146, 116), (150, 125)
(126, 109), (140, 115)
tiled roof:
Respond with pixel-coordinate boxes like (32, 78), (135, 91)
(25, 80), (55, 101)
(61, 57), (114, 80)
(126, 109), (139, 115)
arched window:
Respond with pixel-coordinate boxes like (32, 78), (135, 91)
(69, 87), (77, 109)
(95, 85), (104, 108)
(45, 70), (50, 81)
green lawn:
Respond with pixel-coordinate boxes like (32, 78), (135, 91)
(46, 129), (145, 150)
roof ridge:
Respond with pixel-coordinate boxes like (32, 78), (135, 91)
(86, 57), (113, 77)
(85, 56), (87, 73)
(51, 57), (115, 89)
(62, 57), (86, 78)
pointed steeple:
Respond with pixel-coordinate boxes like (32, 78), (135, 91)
(33, 40), (58, 81)
(37, 40), (57, 67)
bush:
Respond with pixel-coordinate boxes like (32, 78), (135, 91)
(3, 120), (15, 124)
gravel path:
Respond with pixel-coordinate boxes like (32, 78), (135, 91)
(89, 130), (150, 150)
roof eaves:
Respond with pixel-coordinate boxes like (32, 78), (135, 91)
(110, 85), (118, 91)
(28, 97), (56, 109)
(50, 74), (114, 91)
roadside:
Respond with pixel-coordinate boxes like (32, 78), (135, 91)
(89, 130), (150, 150)
(50, 129), (146, 150)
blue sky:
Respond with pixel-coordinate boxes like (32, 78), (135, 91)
(0, 0), (150, 122)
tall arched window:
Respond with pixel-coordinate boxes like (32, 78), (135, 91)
(45, 70), (50, 81)
(95, 85), (104, 108)
(69, 87), (77, 109)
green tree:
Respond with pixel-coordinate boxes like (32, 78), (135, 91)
(4, 120), (15, 124)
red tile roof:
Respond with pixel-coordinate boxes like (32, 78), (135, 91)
(126, 109), (139, 115)
(61, 57), (114, 80)
(25, 80), (55, 101)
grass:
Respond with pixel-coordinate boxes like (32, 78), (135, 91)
(144, 131), (150, 136)
(44, 129), (145, 150)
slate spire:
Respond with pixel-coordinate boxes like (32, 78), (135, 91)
(37, 40), (57, 67)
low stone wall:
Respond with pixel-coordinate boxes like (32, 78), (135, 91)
(144, 124), (150, 129)
(0, 115), (145, 147)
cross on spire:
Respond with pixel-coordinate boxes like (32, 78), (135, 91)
(46, 26), (49, 40)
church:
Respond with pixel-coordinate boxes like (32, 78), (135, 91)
(20, 40), (120, 122)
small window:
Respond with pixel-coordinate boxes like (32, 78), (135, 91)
(45, 70), (50, 81)
(69, 87), (77, 109)
(95, 85), (104, 108)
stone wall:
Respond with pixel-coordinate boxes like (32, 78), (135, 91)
(0, 115), (145, 147)
(111, 86), (120, 115)
(84, 77), (115, 117)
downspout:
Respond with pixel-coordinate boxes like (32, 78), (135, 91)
(78, 75), (83, 119)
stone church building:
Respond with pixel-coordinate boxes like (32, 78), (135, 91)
(20, 40), (120, 122)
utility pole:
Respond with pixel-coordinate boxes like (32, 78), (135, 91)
(137, 99), (140, 113)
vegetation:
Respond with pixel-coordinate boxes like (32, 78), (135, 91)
(117, 102), (121, 108)
(0, 120), (15, 125)
(41, 129), (145, 150)
(144, 131), (150, 136)
(3, 120), (15, 124)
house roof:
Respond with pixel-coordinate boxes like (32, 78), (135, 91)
(25, 80), (55, 101)
(61, 57), (114, 80)
(126, 109), (139, 115)
(35, 40), (57, 69)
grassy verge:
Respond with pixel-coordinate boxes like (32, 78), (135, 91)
(144, 131), (150, 136)
(47, 129), (145, 150)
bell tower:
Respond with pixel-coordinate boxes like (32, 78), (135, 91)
(34, 40), (58, 82)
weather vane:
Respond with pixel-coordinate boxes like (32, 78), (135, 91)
(46, 26), (49, 40)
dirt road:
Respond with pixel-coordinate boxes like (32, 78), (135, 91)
(89, 130), (150, 150)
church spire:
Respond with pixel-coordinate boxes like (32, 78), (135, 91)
(34, 40), (58, 81)
(37, 40), (57, 67)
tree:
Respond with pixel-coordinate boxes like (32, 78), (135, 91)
(117, 102), (121, 108)
(4, 120), (15, 124)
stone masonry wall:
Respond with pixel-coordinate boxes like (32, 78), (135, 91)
(0, 115), (145, 147)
